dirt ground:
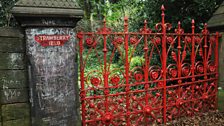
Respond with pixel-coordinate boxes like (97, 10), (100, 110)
(166, 111), (224, 126)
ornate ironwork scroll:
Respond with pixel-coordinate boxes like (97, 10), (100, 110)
(77, 5), (221, 125)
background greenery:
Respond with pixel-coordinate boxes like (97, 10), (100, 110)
(0, 0), (18, 27)
(77, 0), (223, 32)
(74, 0), (223, 75)
(0, 0), (223, 30)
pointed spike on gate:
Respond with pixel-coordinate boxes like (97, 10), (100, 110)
(161, 5), (165, 23)
(204, 23), (208, 29)
(161, 5), (165, 11)
(192, 19), (195, 33)
(103, 17), (106, 28)
(124, 16), (129, 32)
(124, 16), (128, 22)
(178, 21), (181, 29)
(144, 20), (147, 25)
(124, 16), (129, 26)
(203, 23), (208, 34)
(192, 19), (195, 24)
(144, 20), (147, 28)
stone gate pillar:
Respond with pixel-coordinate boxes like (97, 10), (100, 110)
(11, 1), (83, 126)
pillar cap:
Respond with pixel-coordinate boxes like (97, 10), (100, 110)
(11, 0), (84, 27)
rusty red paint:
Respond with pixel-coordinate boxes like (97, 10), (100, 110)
(77, 5), (221, 126)
(35, 34), (70, 46)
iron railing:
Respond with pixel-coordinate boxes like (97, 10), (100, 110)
(77, 5), (221, 126)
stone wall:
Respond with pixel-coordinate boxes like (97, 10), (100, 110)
(0, 28), (30, 126)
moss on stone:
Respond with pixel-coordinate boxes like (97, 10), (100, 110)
(2, 103), (30, 121)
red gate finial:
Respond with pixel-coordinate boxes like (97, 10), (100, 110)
(178, 21), (181, 29)
(192, 19), (195, 33)
(161, 5), (165, 24)
(161, 5), (165, 11)
(144, 20), (147, 30)
(103, 17), (106, 28)
(124, 16), (128, 32)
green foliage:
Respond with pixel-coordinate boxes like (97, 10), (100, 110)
(0, 0), (18, 27)
(0, 0), (222, 29)
(130, 56), (144, 70)
(77, 0), (145, 31)
(77, 0), (222, 32)
(101, 0), (145, 31)
(141, 0), (223, 32)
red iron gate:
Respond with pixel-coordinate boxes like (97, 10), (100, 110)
(77, 5), (221, 126)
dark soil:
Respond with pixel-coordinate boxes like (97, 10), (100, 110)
(166, 111), (224, 126)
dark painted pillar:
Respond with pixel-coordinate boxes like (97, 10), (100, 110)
(11, 1), (83, 125)
(26, 28), (80, 126)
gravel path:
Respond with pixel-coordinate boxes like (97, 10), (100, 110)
(166, 111), (224, 126)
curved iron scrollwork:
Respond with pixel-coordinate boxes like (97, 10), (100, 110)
(77, 5), (221, 126)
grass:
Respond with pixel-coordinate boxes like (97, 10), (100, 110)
(218, 89), (224, 112)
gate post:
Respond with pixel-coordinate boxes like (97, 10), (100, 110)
(11, 1), (83, 126)
(161, 5), (167, 124)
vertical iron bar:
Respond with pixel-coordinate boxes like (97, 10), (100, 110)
(161, 5), (167, 124)
(124, 17), (130, 126)
(78, 33), (86, 126)
(143, 20), (150, 125)
(191, 19), (196, 116)
(203, 24), (208, 97)
(144, 20), (149, 104)
(102, 19), (109, 117)
(203, 24), (208, 113)
(177, 21), (182, 117)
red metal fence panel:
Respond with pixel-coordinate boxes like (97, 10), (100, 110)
(77, 5), (221, 126)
